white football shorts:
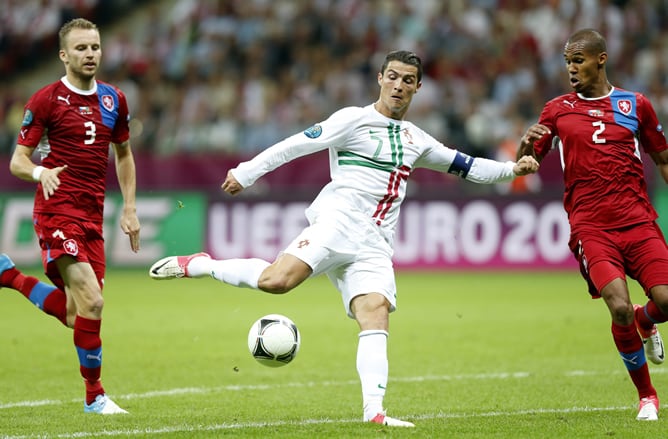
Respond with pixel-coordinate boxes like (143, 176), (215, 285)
(282, 217), (397, 319)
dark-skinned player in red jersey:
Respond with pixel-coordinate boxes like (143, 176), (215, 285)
(518, 28), (668, 421)
(1, 18), (140, 414)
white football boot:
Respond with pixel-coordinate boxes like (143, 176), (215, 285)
(149, 252), (210, 279)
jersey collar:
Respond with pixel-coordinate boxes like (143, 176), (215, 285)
(60, 76), (98, 96)
(577, 86), (615, 101)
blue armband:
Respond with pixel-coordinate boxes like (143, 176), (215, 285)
(447, 151), (473, 178)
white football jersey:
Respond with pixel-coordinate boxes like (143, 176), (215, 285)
(231, 104), (515, 242)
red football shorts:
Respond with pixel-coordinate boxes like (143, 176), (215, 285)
(570, 222), (668, 299)
(33, 213), (106, 291)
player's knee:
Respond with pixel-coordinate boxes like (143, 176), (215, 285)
(257, 260), (310, 293)
(79, 296), (105, 317)
(257, 274), (293, 294)
(609, 302), (633, 325)
(351, 293), (390, 329)
(354, 293), (389, 311)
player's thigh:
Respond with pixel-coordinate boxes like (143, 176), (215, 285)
(570, 229), (625, 297)
(625, 222), (668, 292)
(53, 256), (103, 317)
(282, 222), (355, 276)
(55, 257), (102, 302)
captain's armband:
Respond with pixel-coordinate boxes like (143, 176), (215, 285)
(447, 152), (473, 178)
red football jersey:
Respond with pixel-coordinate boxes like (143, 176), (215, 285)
(17, 77), (130, 222)
(533, 87), (668, 232)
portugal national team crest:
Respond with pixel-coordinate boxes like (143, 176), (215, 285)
(617, 99), (632, 115)
(63, 239), (79, 256)
(102, 95), (114, 112)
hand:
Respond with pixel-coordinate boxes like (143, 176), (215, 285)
(221, 170), (244, 195)
(513, 155), (540, 176)
(39, 165), (68, 200)
(120, 208), (141, 253)
(521, 124), (551, 145)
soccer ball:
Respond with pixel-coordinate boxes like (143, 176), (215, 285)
(247, 314), (300, 367)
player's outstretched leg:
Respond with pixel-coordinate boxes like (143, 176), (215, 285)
(0, 253), (68, 325)
(367, 411), (415, 427)
(637, 395), (659, 421)
(634, 304), (665, 365)
(149, 253), (211, 279)
(84, 394), (128, 415)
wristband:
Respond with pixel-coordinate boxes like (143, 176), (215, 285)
(32, 166), (45, 182)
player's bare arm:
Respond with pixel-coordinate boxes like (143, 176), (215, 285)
(9, 144), (68, 200)
(222, 170), (244, 195)
(513, 155), (540, 176)
(112, 140), (140, 252)
(649, 149), (668, 184)
(517, 123), (551, 161)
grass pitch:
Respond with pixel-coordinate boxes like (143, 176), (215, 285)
(1, 269), (666, 438)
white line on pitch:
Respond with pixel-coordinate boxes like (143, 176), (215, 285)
(0, 372), (531, 409)
(0, 405), (635, 439)
(2, 367), (663, 411)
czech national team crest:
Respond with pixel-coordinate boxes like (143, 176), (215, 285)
(617, 99), (632, 115)
(102, 95), (115, 112)
(63, 239), (79, 256)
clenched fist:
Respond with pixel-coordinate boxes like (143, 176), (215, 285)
(513, 155), (540, 176)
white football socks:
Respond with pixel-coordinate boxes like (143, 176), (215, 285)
(184, 255), (214, 278)
(209, 258), (271, 289)
(187, 256), (270, 289)
(357, 329), (389, 420)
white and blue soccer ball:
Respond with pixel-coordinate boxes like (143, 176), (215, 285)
(247, 314), (300, 367)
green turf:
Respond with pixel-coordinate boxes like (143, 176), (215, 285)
(1, 269), (666, 438)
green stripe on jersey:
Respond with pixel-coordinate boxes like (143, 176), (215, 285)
(387, 123), (403, 165)
(336, 123), (404, 172)
(338, 159), (394, 172)
(337, 150), (395, 172)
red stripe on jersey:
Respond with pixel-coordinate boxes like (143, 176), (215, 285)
(372, 165), (410, 225)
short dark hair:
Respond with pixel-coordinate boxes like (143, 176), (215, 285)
(567, 28), (607, 54)
(381, 50), (423, 83)
(58, 18), (98, 49)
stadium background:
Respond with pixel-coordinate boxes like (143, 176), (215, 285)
(1, 0), (667, 269)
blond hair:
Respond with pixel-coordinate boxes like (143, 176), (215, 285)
(58, 18), (98, 49)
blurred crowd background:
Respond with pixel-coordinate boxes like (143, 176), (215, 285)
(1, 0), (668, 193)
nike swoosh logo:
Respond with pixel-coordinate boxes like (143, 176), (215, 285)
(642, 340), (665, 359)
(377, 384), (386, 390)
(151, 260), (170, 275)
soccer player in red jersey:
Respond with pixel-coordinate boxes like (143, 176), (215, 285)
(1, 18), (140, 414)
(518, 28), (668, 421)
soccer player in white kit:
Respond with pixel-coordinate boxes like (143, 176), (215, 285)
(151, 50), (539, 427)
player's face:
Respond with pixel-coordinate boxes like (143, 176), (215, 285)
(563, 40), (606, 97)
(59, 28), (101, 84)
(375, 61), (421, 120)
